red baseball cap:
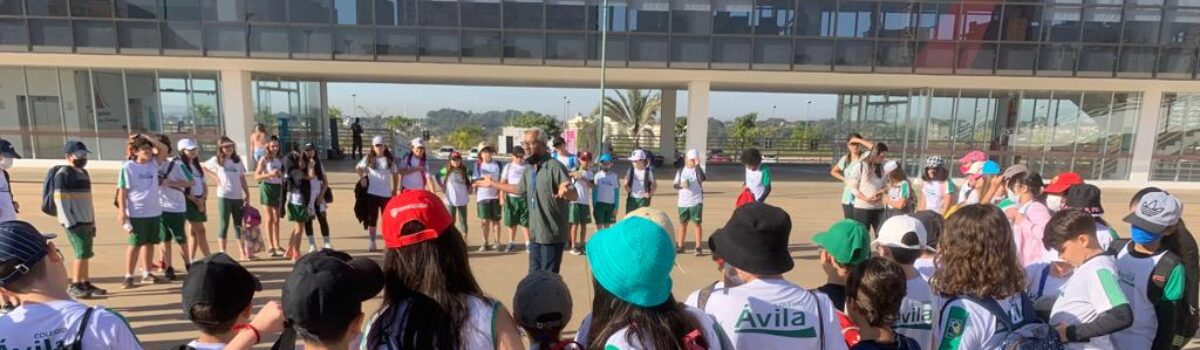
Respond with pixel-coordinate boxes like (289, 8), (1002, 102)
(1044, 172), (1083, 195)
(381, 190), (453, 249)
(580, 151), (593, 161)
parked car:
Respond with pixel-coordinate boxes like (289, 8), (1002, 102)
(436, 146), (456, 159)
(762, 153), (779, 164)
(708, 149), (733, 163)
(468, 147), (479, 160)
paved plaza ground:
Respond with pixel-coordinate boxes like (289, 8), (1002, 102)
(4, 163), (1200, 348)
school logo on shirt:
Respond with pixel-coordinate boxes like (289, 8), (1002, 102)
(733, 303), (816, 338)
(1118, 271), (1137, 288)
(896, 302), (934, 330)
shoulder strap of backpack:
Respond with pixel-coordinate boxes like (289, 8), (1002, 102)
(1108, 238), (1131, 256)
(697, 281), (719, 312)
(1036, 265), (1052, 299)
(644, 168), (653, 190)
(2, 169), (10, 193)
(1149, 252), (1183, 304)
(808, 289), (825, 349)
(962, 295), (1017, 332)
(70, 306), (96, 350)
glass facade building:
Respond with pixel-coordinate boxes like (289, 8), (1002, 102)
(1, 0), (1199, 77)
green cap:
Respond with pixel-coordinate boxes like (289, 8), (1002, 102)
(812, 219), (871, 265)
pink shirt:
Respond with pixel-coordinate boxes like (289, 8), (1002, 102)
(1013, 200), (1051, 266)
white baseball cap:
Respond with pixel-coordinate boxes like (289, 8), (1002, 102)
(372, 136), (386, 146)
(177, 138), (199, 151)
(411, 138), (425, 148)
(628, 150), (647, 161)
(686, 149), (699, 160)
(883, 160), (899, 175)
(873, 215), (927, 250)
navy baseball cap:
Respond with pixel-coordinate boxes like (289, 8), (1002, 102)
(0, 221), (56, 286)
(182, 253), (262, 325)
(0, 139), (20, 159)
(64, 140), (91, 157)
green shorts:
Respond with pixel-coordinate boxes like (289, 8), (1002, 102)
(477, 199), (502, 221)
(186, 200), (207, 223)
(128, 216), (162, 246)
(503, 196), (529, 228)
(287, 203), (310, 222)
(679, 204), (703, 224)
(569, 203), (592, 224)
(160, 212), (188, 244)
(593, 202), (617, 225)
(260, 183), (283, 207)
(66, 224), (95, 260)
(626, 196), (651, 214)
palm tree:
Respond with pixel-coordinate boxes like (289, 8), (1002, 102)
(602, 89), (661, 147)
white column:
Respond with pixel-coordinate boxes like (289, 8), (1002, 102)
(686, 81), (710, 168)
(220, 70), (256, 171)
(1130, 88), (1164, 183)
(319, 80), (330, 159)
(659, 88), (676, 166)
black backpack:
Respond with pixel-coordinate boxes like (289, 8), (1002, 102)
(625, 167), (653, 193)
(40, 165), (68, 216)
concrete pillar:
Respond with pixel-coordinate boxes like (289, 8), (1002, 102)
(659, 88), (677, 166)
(687, 81), (710, 167)
(220, 70), (256, 171)
(1130, 88), (1164, 182)
(319, 80), (330, 159)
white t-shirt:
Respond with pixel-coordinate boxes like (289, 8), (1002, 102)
(682, 278), (848, 350)
(204, 157), (246, 200)
(440, 168), (471, 207)
(674, 167), (703, 208)
(915, 257), (936, 282)
(474, 161), (501, 201)
(185, 341), (226, 350)
(896, 276), (935, 350)
(628, 167), (654, 198)
(575, 305), (732, 350)
(260, 157), (284, 185)
(159, 158), (192, 214)
(922, 180), (955, 213)
(188, 162), (207, 198)
(1025, 262), (1070, 302)
(398, 153), (428, 191)
(936, 294), (1030, 350)
(745, 167), (769, 201)
(0, 300), (143, 350)
(119, 159), (163, 218)
(0, 169), (15, 222)
(357, 157), (395, 198)
(501, 162), (526, 198)
(554, 152), (577, 171)
(593, 169), (620, 204)
(1050, 254), (1128, 350)
(957, 182), (980, 205)
(573, 169), (593, 205)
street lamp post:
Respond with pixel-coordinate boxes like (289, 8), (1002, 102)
(352, 94), (358, 117)
(597, 0), (610, 155)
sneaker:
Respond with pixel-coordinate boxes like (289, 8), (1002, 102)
(676, 246), (685, 254)
(525, 241), (531, 253)
(142, 274), (165, 285)
(695, 247), (703, 256)
(323, 242), (332, 249)
(368, 241), (378, 253)
(84, 282), (108, 296)
(570, 248), (582, 255)
(477, 245), (488, 252)
(164, 267), (177, 281)
(121, 277), (136, 289)
(503, 242), (514, 253)
(68, 283), (92, 299)
(269, 249), (283, 258)
(308, 244), (317, 253)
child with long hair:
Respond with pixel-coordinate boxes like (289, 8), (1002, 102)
(155, 134), (193, 280)
(918, 156), (955, 215)
(204, 136), (252, 260)
(881, 160), (913, 222)
(849, 143), (888, 234)
(356, 136), (398, 252)
(932, 204), (1033, 349)
(362, 190), (524, 349)
(253, 136), (284, 257)
(282, 151), (312, 261)
(1007, 172), (1051, 266)
(832, 134), (875, 218)
(177, 139), (211, 261)
(436, 152), (471, 239)
(302, 144), (332, 251)
(847, 257), (920, 350)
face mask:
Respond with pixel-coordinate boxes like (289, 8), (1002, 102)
(0, 158), (12, 170)
(72, 158), (88, 168)
(1046, 195), (1064, 212)
(722, 264), (745, 288)
(1131, 226), (1161, 244)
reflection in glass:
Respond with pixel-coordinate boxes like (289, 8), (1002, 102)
(917, 2), (955, 40)
(335, 27), (374, 59)
(291, 0), (333, 24)
(59, 69), (98, 155)
(335, 0), (373, 25)
(879, 2), (916, 39)
(505, 1), (544, 29)
(246, 0), (286, 22)
(374, 0), (418, 26)
(546, 33), (585, 60)
(0, 0), (22, 15)
(1158, 47), (1196, 78)
(162, 22), (202, 53)
(163, 0), (201, 20)
(377, 28), (418, 57)
(201, 0), (243, 22)
(1081, 7), (1121, 43)
(504, 33), (544, 59)
(118, 21), (160, 53)
(1038, 44), (1078, 74)
(72, 0), (113, 17)
(630, 34), (668, 62)
(125, 72), (160, 135)
(1119, 46), (1157, 75)
(958, 43), (996, 73)
(589, 0), (628, 32)
(461, 0), (501, 28)
(1077, 45), (1116, 74)
(29, 19), (71, 51)
(421, 0), (460, 27)
(74, 20), (116, 53)
(835, 39), (873, 69)
(292, 27), (333, 59)
(205, 23), (247, 57)
(836, 1), (873, 38)
(190, 72), (222, 136)
(1124, 7), (1161, 44)
(794, 39), (832, 70)
(249, 25), (290, 57)
(630, 0), (669, 32)
(997, 43), (1036, 74)
(1044, 6), (1081, 42)
(713, 0), (751, 34)
(754, 0), (793, 35)
(27, 0), (69, 16)
(92, 71), (132, 159)
(877, 41), (915, 71)
(1164, 9), (1200, 45)
(421, 29), (460, 57)
(587, 33), (627, 63)
(0, 19), (27, 51)
(754, 38), (790, 65)
(960, 4), (998, 41)
(547, 1), (587, 30)
(116, 0), (158, 18)
(670, 35), (708, 63)
(713, 37), (750, 64)
(461, 31), (501, 57)
(1001, 5), (1041, 41)
(670, 0), (710, 34)
(1154, 93), (1200, 181)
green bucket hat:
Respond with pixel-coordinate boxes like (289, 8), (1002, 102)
(586, 216), (675, 307)
(812, 219), (871, 266)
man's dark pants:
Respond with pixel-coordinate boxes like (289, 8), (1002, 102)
(528, 242), (565, 273)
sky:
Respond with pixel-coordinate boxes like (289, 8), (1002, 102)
(327, 83), (839, 122)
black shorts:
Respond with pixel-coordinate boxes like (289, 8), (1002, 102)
(364, 194), (391, 228)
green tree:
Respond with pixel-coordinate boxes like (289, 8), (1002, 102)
(447, 125), (485, 149)
(193, 104), (216, 126)
(728, 112), (759, 150)
(675, 117), (687, 143)
(602, 89), (661, 146)
(509, 112), (563, 138)
(328, 106), (344, 122)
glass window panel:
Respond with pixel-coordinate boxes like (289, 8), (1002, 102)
(57, 69), (95, 151)
(421, 0), (460, 26)
(1124, 7), (1161, 44)
(1044, 6), (1081, 42)
(670, 35), (708, 62)
(587, 33), (627, 62)
(713, 36), (750, 63)
(0, 19), (28, 51)
(335, 26), (374, 59)
(1038, 43), (1078, 74)
(162, 22), (201, 52)
(836, 0), (874, 38)
(157, 73), (191, 139)
(118, 21), (159, 52)
(1170, 0), (1200, 5)
(0, 0), (22, 15)
(671, 0), (711, 34)
(878, 2), (916, 39)
(163, 0), (201, 20)
(1119, 46), (1157, 73)
(958, 42), (996, 72)
(249, 24), (289, 57)
(1159, 47), (1196, 77)
(547, 1), (587, 30)
(546, 33), (584, 59)
(877, 40), (915, 69)
(292, 0), (333, 24)
(795, 0), (835, 36)
(914, 41), (955, 71)
(997, 43), (1037, 74)
(794, 39), (832, 69)
(461, 30), (501, 57)
(960, 5), (999, 41)
(74, 20), (116, 52)
(835, 39), (873, 67)
(589, 0), (629, 32)
(754, 37), (790, 64)
(421, 29), (460, 56)
(377, 28), (418, 56)
(92, 71), (132, 156)
(1001, 5), (1042, 41)
(292, 27), (333, 59)
(1081, 7), (1121, 43)
(124, 72), (162, 140)
(1077, 45), (1116, 73)
(205, 23), (246, 56)
(375, 0), (418, 26)
(29, 19), (70, 51)
(246, 0), (286, 22)
(629, 34), (667, 61)
(630, 0), (668, 32)
(917, 2), (956, 40)
(1165, 9), (1200, 46)
(21, 68), (63, 158)
(116, 0), (157, 18)
(335, 0), (373, 25)
(754, 0), (794, 35)
(28, 0), (69, 16)
(504, 32), (543, 58)
(505, 1), (544, 29)
(72, 0), (113, 17)
(462, 1), (501, 28)
(713, 0), (752, 34)
(201, 0), (243, 21)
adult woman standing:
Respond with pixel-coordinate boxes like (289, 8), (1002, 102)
(848, 143), (888, 235)
(204, 136), (253, 260)
(177, 139), (211, 261)
(831, 134), (875, 219)
(254, 137), (284, 257)
(250, 123), (268, 162)
(357, 136), (398, 252)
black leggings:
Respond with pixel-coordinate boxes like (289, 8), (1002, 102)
(842, 204), (854, 219)
(851, 208), (884, 236)
(305, 209), (329, 237)
(363, 194), (390, 228)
